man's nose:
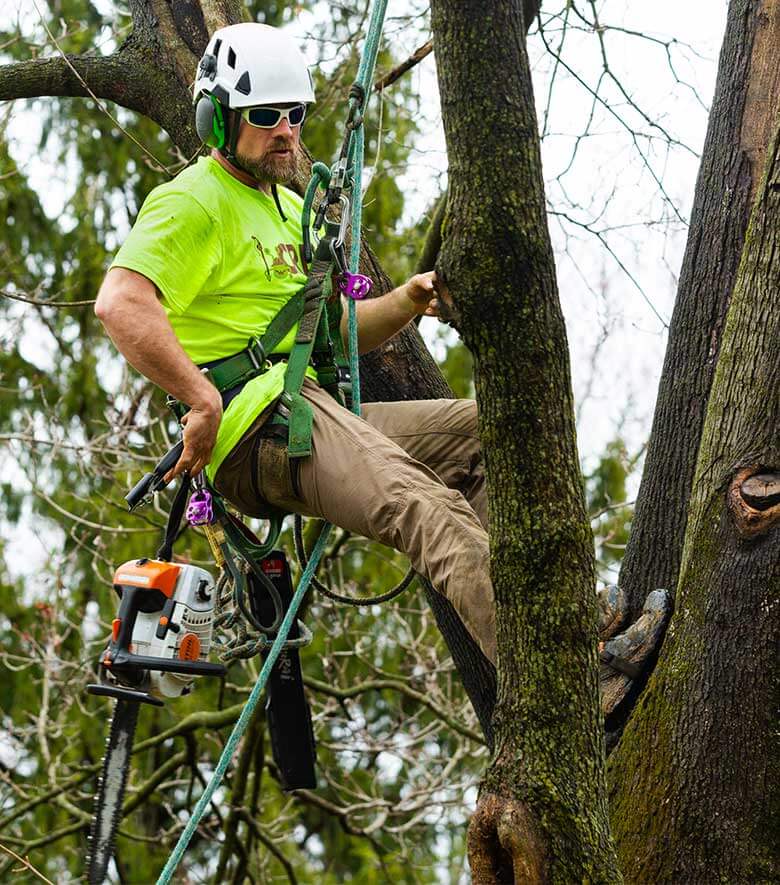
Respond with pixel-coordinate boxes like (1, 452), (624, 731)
(274, 117), (294, 137)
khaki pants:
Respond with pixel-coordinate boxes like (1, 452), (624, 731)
(215, 378), (496, 663)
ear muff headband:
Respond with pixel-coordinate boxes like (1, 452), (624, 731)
(195, 94), (226, 150)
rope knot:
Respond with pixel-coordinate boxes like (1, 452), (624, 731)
(347, 83), (366, 130)
(348, 82), (366, 105)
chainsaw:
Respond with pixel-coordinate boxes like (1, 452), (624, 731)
(86, 441), (317, 883)
(85, 556), (226, 884)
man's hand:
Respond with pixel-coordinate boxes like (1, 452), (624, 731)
(402, 271), (453, 318)
(164, 390), (223, 483)
(344, 270), (456, 355)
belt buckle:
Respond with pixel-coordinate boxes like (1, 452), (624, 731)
(248, 338), (271, 373)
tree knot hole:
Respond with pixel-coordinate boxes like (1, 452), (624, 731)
(467, 793), (547, 884)
(728, 467), (780, 538)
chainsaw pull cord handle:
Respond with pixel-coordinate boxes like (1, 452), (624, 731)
(156, 473), (191, 562)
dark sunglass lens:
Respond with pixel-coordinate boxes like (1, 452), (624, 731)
(288, 105), (306, 125)
(247, 107), (281, 127)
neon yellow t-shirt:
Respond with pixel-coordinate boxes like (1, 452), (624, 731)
(111, 155), (315, 479)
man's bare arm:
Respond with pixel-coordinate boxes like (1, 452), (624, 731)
(94, 267), (222, 480)
(340, 271), (448, 355)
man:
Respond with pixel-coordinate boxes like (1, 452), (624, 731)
(96, 22), (667, 715)
(95, 22), (497, 664)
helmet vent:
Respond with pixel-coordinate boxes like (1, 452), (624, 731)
(235, 71), (252, 95)
(213, 38), (222, 57)
(227, 47), (237, 69)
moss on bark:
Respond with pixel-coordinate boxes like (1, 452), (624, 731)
(609, 116), (780, 885)
(430, 0), (621, 880)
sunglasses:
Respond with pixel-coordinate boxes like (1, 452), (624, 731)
(241, 104), (306, 129)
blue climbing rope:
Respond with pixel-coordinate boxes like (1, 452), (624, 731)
(155, 3), (388, 880)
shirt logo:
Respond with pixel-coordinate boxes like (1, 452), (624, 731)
(252, 237), (301, 281)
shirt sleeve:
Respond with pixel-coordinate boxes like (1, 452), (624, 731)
(110, 189), (223, 314)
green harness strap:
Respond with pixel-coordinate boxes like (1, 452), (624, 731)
(204, 288), (305, 393)
(191, 231), (344, 463)
(280, 230), (340, 458)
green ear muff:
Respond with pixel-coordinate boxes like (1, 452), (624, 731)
(195, 94), (226, 149)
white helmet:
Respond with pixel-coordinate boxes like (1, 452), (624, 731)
(193, 23), (315, 109)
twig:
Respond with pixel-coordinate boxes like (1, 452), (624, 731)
(0, 841), (55, 884)
(0, 288), (95, 307)
(304, 675), (482, 744)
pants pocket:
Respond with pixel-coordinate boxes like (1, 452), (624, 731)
(257, 437), (300, 510)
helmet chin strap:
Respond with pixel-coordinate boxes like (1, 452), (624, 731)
(270, 184), (288, 223)
(221, 107), (241, 165)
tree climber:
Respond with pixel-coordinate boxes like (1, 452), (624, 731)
(95, 22), (666, 726)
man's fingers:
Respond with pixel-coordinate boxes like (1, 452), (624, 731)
(164, 450), (193, 484)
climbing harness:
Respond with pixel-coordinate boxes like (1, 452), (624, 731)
(86, 3), (413, 882)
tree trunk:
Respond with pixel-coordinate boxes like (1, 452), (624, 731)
(431, 0), (620, 880)
(608, 114), (780, 884)
(619, 0), (780, 619)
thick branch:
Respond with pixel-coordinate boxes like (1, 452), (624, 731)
(0, 51), (144, 113)
(0, 42), (200, 155)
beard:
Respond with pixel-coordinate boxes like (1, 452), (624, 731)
(235, 139), (298, 186)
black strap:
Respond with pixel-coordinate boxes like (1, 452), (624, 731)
(156, 474), (191, 561)
(271, 184), (287, 222)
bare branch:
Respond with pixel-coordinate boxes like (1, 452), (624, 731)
(0, 289), (95, 308)
(375, 39), (432, 91)
(0, 841), (55, 885)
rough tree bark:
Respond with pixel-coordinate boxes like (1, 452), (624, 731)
(618, 0), (780, 620)
(431, 0), (620, 881)
(608, 113), (780, 883)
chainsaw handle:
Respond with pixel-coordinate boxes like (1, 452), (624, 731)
(125, 440), (184, 510)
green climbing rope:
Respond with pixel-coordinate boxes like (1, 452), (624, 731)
(155, 2), (388, 880)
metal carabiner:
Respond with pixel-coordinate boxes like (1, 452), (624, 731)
(325, 193), (350, 249)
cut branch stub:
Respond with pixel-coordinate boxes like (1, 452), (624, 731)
(467, 793), (547, 885)
(728, 467), (780, 538)
(741, 472), (780, 509)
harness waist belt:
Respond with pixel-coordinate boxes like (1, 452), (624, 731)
(200, 345), (288, 395)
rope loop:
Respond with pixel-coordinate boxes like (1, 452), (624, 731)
(302, 161), (337, 263)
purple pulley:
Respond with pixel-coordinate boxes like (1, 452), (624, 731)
(338, 272), (372, 300)
(187, 488), (214, 526)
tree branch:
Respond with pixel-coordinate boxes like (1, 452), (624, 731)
(375, 40), (433, 92)
(304, 675), (483, 744)
(0, 51), (142, 111)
